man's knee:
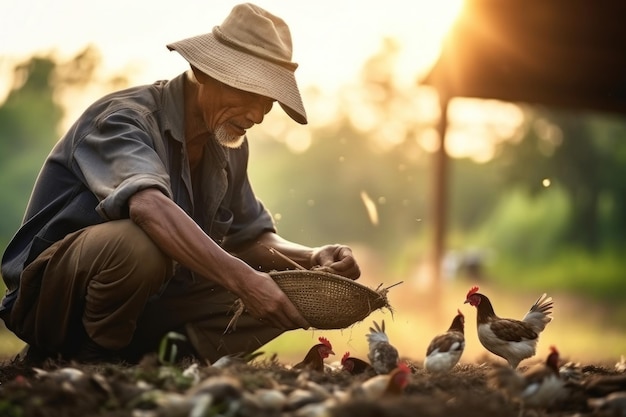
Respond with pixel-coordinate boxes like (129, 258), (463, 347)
(83, 220), (171, 287)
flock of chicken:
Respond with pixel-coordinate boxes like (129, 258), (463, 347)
(289, 285), (623, 414)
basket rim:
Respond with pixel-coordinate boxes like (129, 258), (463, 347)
(269, 269), (374, 288)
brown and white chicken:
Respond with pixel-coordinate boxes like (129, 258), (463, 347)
(341, 352), (373, 375)
(465, 286), (553, 368)
(366, 320), (399, 374)
(489, 346), (568, 412)
(351, 362), (411, 400)
(423, 309), (465, 373)
(293, 337), (335, 372)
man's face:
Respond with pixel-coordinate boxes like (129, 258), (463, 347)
(194, 72), (275, 148)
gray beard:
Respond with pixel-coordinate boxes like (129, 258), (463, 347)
(215, 124), (245, 149)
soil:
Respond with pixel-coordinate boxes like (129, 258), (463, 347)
(0, 353), (624, 417)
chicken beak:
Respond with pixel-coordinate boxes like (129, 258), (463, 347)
(330, 350), (335, 355)
(463, 299), (469, 304)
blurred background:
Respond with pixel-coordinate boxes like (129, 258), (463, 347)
(1, 0), (625, 366)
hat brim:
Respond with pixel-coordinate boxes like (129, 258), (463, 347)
(167, 34), (307, 125)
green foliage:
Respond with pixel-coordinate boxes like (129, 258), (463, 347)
(448, 158), (503, 231)
(490, 246), (626, 310)
(494, 107), (626, 249)
(471, 187), (570, 262)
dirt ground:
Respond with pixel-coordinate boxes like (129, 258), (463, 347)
(0, 353), (624, 417)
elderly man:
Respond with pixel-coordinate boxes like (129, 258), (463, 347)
(0, 3), (360, 364)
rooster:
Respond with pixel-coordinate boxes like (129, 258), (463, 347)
(293, 336), (335, 372)
(351, 362), (411, 399)
(341, 352), (373, 375)
(489, 346), (567, 413)
(423, 309), (465, 373)
(366, 320), (399, 374)
(465, 286), (553, 368)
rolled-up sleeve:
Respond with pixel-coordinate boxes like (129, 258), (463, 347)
(73, 111), (172, 220)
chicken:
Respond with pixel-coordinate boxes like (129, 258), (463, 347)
(489, 346), (567, 413)
(464, 286), (553, 368)
(423, 309), (465, 373)
(366, 320), (399, 374)
(351, 362), (411, 399)
(293, 336), (335, 372)
(341, 352), (373, 375)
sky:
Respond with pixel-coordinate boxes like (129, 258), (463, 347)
(1, 0), (464, 96)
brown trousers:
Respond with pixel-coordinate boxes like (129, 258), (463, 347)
(3, 220), (282, 362)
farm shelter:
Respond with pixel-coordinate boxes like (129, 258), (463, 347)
(420, 0), (626, 283)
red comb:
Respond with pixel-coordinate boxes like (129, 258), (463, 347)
(319, 336), (332, 349)
(466, 286), (479, 298)
(341, 351), (350, 364)
(397, 361), (411, 373)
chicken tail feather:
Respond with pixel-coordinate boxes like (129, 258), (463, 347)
(522, 293), (553, 333)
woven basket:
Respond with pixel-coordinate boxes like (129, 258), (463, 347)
(268, 269), (393, 329)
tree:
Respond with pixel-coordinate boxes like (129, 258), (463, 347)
(494, 106), (626, 250)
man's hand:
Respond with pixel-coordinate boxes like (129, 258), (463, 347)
(238, 271), (311, 330)
(311, 244), (361, 280)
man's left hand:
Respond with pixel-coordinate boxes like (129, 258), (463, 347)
(311, 245), (361, 280)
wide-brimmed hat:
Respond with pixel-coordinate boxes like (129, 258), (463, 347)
(167, 3), (307, 124)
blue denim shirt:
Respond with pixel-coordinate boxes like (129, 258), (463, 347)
(0, 72), (276, 311)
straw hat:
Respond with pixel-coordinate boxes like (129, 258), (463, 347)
(166, 3), (307, 124)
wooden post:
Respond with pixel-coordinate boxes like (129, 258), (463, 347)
(432, 94), (450, 300)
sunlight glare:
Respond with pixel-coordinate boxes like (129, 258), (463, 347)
(418, 128), (441, 153)
(391, 0), (465, 83)
(446, 128), (496, 163)
(446, 98), (525, 162)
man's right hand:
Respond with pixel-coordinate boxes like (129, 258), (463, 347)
(236, 271), (310, 331)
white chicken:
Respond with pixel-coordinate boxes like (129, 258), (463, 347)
(424, 309), (465, 373)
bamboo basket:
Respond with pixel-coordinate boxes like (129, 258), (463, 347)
(269, 269), (395, 329)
